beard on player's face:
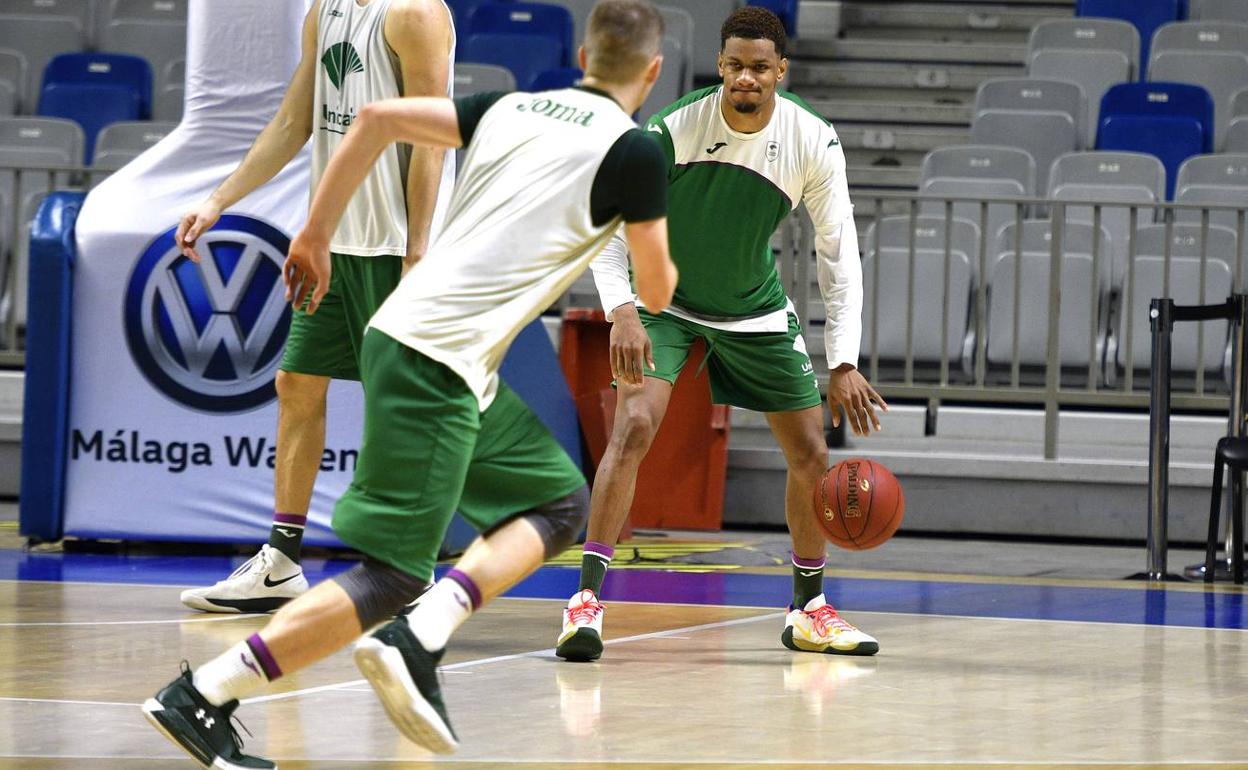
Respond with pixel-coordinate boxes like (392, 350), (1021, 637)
(731, 100), (759, 114)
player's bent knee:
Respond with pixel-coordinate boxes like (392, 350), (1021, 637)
(334, 557), (429, 630)
(275, 370), (330, 411)
(612, 409), (661, 456)
(521, 484), (590, 559)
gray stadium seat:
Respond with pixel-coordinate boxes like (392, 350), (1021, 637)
(1115, 253), (1233, 375)
(640, 35), (684, 121)
(0, 49), (24, 114)
(1049, 151), (1165, 287)
(1234, 86), (1248, 118)
(0, 16), (86, 101)
(1175, 153), (1248, 230)
(1028, 18), (1140, 77)
(860, 215), (977, 367)
(988, 220), (1113, 370)
(153, 83), (183, 122)
(160, 58), (184, 93)
(0, 83), (13, 118)
(99, 19), (188, 92)
(659, 5), (695, 93)
(1151, 20), (1248, 56)
(1148, 51), (1248, 150)
(1028, 50), (1130, 146)
(918, 145), (1035, 270)
(454, 63), (517, 96)
(1190, 0), (1248, 22)
(90, 119), (175, 185)
(3, 0), (92, 32)
(1134, 221), (1239, 274)
(561, 0), (596, 54)
(973, 78), (1084, 194)
(99, 0), (187, 40)
(662, 0), (741, 79)
(1229, 118), (1248, 151)
(0, 117), (83, 331)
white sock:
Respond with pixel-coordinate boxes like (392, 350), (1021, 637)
(193, 639), (272, 706)
(408, 576), (475, 652)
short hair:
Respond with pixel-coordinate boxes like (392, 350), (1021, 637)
(584, 0), (665, 83)
(720, 6), (788, 59)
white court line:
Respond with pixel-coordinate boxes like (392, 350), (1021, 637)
(242, 611), (783, 705)
(0, 614), (263, 627)
(0, 697), (136, 708)
(0, 754), (1241, 765)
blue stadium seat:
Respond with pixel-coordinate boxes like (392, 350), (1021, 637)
(751, 0), (799, 37)
(461, 32), (563, 91)
(529, 67), (582, 91)
(37, 53), (151, 163)
(468, 2), (575, 67)
(1076, 0), (1181, 75)
(445, 0), (507, 32)
(1097, 81), (1213, 198)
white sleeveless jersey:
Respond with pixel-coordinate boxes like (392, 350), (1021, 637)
(311, 0), (456, 256)
(370, 88), (637, 408)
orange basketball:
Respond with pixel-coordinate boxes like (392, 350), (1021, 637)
(813, 458), (904, 550)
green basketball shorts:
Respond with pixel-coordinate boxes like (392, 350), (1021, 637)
(639, 309), (822, 413)
(280, 252), (403, 381)
(331, 330), (587, 580)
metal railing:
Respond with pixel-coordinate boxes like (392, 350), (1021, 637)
(783, 191), (1248, 459)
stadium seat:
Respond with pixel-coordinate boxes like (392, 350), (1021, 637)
(1151, 20), (1248, 56)
(1175, 153), (1248, 229)
(454, 62), (517, 96)
(1148, 51), (1248, 151)
(860, 215), (978, 369)
(98, 19), (188, 92)
(1189, 0), (1248, 22)
(0, 116), (83, 330)
(972, 78), (1084, 195)
(658, 5), (695, 94)
(37, 53), (152, 162)
(0, 50), (24, 114)
(4, 0), (91, 33)
(1135, 222), (1239, 274)
(663, 0), (742, 79)
(1097, 81), (1212, 197)
(1029, 50), (1130, 147)
(99, 0), (187, 36)
(0, 83), (13, 117)
(639, 35), (684, 120)
(468, 2), (576, 67)
(153, 83), (182, 122)
(1075, 0), (1180, 73)
(1049, 150), (1165, 287)
(918, 145), (1036, 268)
(0, 16), (86, 102)
(460, 32), (562, 91)
(1229, 119), (1248, 151)
(1114, 243), (1233, 377)
(988, 220), (1113, 371)
(1028, 18), (1140, 76)
(160, 59), (184, 94)
(445, 0), (505, 32)
(529, 66), (582, 91)
(560, 0), (596, 53)
(751, 0), (798, 37)
(91, 119), (174, 182)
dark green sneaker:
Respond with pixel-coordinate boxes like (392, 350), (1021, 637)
(353, 615), (459, 754)
(141, 663), (275, 769)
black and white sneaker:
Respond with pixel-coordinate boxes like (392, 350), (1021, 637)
(353, 615), (459, 754)
(142, 663), (275, 769)
(180, 545), (308, 613)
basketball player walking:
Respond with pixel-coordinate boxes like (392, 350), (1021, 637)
(176, 0), (456, 613)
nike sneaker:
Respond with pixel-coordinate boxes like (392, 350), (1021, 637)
(554, 589), (604, 662)
(781, 594), (879, 656)
(180, 545), (308, 613)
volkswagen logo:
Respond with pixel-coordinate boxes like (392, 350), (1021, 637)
(124, 215), (292, 413)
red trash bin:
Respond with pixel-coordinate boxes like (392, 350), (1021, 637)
(560, 308), (730, 531)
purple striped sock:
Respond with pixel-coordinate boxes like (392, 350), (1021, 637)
(445, 569), (482, 611)
(273, 512), (307, 528)
(584, 541), (615, 561)
(792, 553), (826, 570)
(245, 634), (282, 681)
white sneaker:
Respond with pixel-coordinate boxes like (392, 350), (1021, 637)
(179, 545), (308, 613)
(781, 594), (879, 656)
(554, 589), (605, 662)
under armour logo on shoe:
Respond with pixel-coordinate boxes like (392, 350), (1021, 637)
(241, 653), (260, 677)
(195, 708), (215, 729)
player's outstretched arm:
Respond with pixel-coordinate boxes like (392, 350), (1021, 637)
(176, 0), (321, 263)
(624, 217), (677, 314)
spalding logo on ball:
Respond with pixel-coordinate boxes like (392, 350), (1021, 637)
(814, 458), (904, 550)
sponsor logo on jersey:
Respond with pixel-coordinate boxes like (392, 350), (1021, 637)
(515, 96), (595, 126)
(322, 41), (364, 90)
(706, 141), (728, 155)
